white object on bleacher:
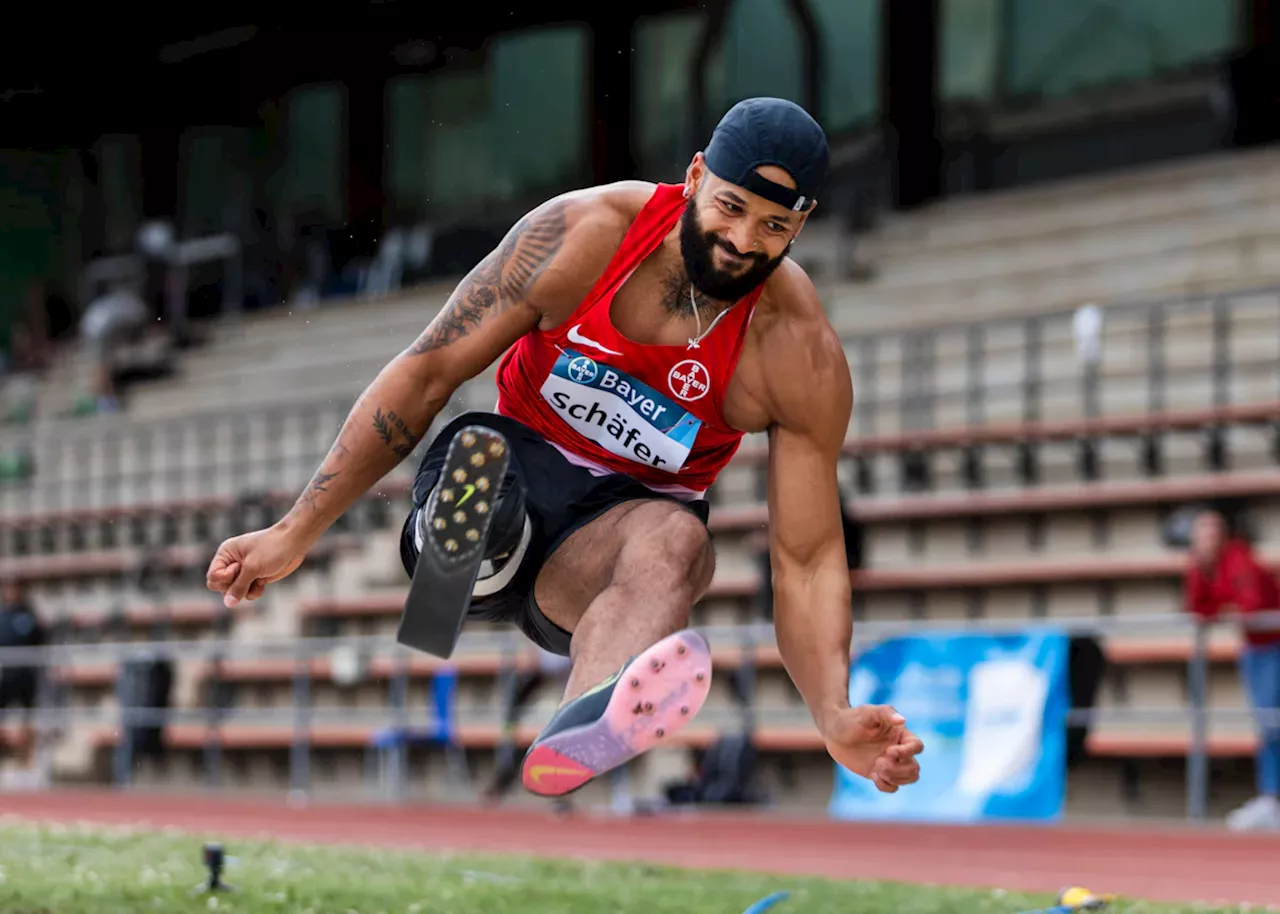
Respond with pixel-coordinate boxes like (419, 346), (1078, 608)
(329, 645), (368, 686)
(1072, 302), (1104, 366)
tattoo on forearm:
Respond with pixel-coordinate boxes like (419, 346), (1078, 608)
(371, 407), (420, 459)
(299, 470), (338, 513)
(409, 200), (567, 356)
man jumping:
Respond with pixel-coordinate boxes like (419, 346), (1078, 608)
(206, 97), (924, 799)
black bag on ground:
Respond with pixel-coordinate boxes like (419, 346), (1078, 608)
(118, 657), (174, 759)
(664, 731), (762, 806)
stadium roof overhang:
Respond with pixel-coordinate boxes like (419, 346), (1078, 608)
(2, 0), (705, 146)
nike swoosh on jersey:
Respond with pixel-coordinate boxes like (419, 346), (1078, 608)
(567, 323), (623, 356)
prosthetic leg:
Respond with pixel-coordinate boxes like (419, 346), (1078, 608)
(397, 426), (525, 658)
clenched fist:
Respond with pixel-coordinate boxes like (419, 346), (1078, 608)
(206, 524), (310, 608)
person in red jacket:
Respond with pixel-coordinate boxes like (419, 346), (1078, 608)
(1185, 508), (1280, 830)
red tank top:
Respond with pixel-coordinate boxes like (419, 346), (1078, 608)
(495, 183), (761, 496)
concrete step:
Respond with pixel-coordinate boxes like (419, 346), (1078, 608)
(869, 146), (1280, 252)
(829, 247), (1280, 333)
(867, 200), (1280, 290)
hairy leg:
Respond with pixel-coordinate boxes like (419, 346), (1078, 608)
(534, 500), (716, 702)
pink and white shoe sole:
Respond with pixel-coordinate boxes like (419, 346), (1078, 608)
(521, 629), (713, 797)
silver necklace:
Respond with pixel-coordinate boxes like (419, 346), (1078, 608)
(686, 283), (732, 350)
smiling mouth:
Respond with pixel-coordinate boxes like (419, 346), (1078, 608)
(715, 246), (755, 265)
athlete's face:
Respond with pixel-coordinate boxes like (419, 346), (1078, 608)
(680, 160), (807, 301)
(1191, 509), (1227, 562)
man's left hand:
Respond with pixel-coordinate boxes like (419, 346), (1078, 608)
(820, 704), (923, 793)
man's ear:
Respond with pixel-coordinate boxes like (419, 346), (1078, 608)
(685, 152), (708, 199)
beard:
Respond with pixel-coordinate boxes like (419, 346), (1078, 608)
(678, 198), (789, 302)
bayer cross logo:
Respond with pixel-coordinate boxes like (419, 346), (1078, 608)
(567, 356), (598, 384)
(668, 359), (710, 402)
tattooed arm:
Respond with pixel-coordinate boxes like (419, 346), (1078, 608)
(275, 195), (571, 548)
(207, 192), (594, 605)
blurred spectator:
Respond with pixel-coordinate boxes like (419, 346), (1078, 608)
(11, 280), (53, 375)
(0, 279), (72, 426)
(79, 278), (151, 413)
(0, 579), (45, 780)
(1183, 507), (1280, 830)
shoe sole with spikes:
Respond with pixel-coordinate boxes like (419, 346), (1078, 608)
(520, 629), (712, 797)
(396, 425), (510, 659)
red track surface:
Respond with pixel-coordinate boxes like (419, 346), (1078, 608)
(3, 790), (1279, 906)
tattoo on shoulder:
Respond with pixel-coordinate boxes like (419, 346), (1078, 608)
(498, 202), (567, 301)
(371, 407), (420, 459)
(409, 199), (568, 355)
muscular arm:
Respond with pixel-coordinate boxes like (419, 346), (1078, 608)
(756, 275), (923, 790)
(763, 290), (855, 733)
(275, 196), (570, 549)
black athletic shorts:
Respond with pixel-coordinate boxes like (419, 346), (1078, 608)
(399, 411), (710, 656)
(0, 669), (38, 711)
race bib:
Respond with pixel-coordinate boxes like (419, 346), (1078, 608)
(541, 349), (702, 473)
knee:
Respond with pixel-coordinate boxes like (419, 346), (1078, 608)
(619, 505), (714, 594)
(652, 507), (714, 580)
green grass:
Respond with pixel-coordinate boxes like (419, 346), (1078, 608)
(0, 821), (1247, 914)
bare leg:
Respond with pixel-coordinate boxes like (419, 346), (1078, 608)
(534, 499), (716, 701)
(516, 499), (717, 797)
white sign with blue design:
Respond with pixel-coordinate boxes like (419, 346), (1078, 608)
(828, 628), (1070, 823)
(541, 348), (703, 473)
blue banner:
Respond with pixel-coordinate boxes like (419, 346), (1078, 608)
(828, 628), (1070, 824)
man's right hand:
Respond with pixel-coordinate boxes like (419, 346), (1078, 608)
(206, 525), (310, 608)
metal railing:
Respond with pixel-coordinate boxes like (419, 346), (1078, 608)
(1, 281), (1277, 519)
(844, 281), (1280, 440)
(2, 610), (1277, 818)
(0, 385), (499, 520)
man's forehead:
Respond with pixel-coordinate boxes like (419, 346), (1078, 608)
(706, 166), (799, 219)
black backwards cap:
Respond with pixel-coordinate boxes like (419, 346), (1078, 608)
(703, 97), (829, 213)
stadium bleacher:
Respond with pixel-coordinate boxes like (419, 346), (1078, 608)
(3, 144), (1280, 819)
